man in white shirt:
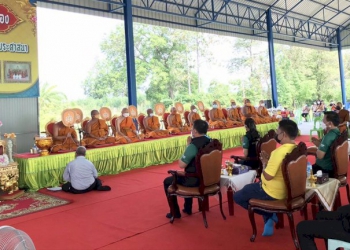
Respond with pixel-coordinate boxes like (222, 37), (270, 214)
(62, 146), (111, 194)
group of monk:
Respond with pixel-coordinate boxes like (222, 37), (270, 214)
(50, 100), (278, 152)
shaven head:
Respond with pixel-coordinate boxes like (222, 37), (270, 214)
(231, 100), (236, 106)
(171, 107), (177, 114)
(121, 108), (128, 114)
(245, 99), (251, 104)
(76, 146), (86, 156)
(147, 109), (153, 115)
(190, 105), (196, 111)
(91, 110), (99, 117)
(212, 101), (218, 105)
(259, 100), (264, 104)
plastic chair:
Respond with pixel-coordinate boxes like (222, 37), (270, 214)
(309, 116), (324, 141)
(328, 239), (350, 250)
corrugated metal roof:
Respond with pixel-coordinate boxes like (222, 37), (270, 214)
(36, 0), (350, 50)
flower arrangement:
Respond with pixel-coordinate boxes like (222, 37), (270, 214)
(4, 133), (16, 139)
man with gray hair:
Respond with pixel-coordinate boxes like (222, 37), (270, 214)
(62, 146), (111, 193)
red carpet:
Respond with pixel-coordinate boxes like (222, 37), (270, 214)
(0, 135), (339, 249)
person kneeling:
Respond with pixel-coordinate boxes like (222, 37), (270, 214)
(62, 146), (111, 194)
(233, 120), (298, 236)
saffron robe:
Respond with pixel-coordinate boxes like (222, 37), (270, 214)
(209, 109), (235, 128)
(144, 116), (169, 138)
(51, 126), (79, 152)
(168, 114), (189, 134)
(82, 119), (116, 146)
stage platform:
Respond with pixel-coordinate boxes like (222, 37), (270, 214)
(15, 123), (278, 191)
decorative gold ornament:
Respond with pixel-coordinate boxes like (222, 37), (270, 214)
(308, 170), (317, 188)
(35, 137), (53, 156)
(0, 163), (19, 194)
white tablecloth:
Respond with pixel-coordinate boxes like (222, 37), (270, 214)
(220, 170), (257, 192)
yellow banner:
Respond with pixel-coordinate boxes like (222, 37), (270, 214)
(0, 0), (38, 97)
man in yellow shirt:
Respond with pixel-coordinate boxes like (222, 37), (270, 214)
(233, 119), (298, 236)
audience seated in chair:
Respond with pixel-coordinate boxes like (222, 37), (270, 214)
(81, 110), (117, 147)
(143, 109), (169, 139)
(163, 120), (211, 219)
(310, 111), (340, 178)
(231, 118), (260, 170)
(233, 120), (299, 236)
(51, 121), (81, 153)
(297, 204), (350, 250)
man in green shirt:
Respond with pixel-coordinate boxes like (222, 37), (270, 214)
(163, 120), (211, 219)
(311, 111), (340, 178)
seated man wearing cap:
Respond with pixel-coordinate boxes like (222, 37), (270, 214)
(115, 108), (142, 143)
(209, 101), (236, 129)
(51, 121), (81, 153)
(167, 107), (189, 134)
(82, 110), (117, 146)
(188, 105), (201, 127)
(227, 100), (243, 126)
(143, 108), (169, 139)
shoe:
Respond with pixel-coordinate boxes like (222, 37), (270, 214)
(97, 185), (111, 191)
(262, 213), (278, 237)
(182, 208), (192, 215)
(166, 212), (181, 219)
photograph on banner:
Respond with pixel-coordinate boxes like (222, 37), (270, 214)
(0, 0), (38, 97)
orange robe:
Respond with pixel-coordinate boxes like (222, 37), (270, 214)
(227, 108), (243, 125)
(144, 116), (169, 138)
(116, 117), (140, 144)
(51, 126), (79, 153)
(338, 109), (349, 133)
(168, 114), (189, 134)
(242, 105), (264, 124)
(82, 119), (116, 146)
(258, 106), (277, 122)
(209, 109), (235, 128)
(189, 112), (201, 126)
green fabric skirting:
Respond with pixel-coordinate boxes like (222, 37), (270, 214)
(16, 122), (278, 191)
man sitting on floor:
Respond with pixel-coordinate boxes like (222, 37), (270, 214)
(233, 119), (298, 236)
(62, 146), (111, 194)
(163, 120), (211, 218)
(297, 204), (350, 250)
(310, 111), (340, 178)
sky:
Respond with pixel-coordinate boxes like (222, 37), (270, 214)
(36, 7), (235, 100)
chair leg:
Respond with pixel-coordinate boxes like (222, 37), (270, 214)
(200, 197), (208, 228)
(167, 194), (175, 224)
(248, 206), (257, 242)
(303, 205), (308, 220)
(276, 213), (284, 229)
(227, 187), (234, 216)
(218, 191), (226, 220)
(286, 213), (300, 250)
(346, 184), (350, 204)
(334, 190), (341, 211)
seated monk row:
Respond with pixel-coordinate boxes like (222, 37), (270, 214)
(167, 107), (189, 134)
(242, 99), (278, 124)
(144, 109), (170, 138)
(209, 101), (239, 129)
(115, 108), (142, 144)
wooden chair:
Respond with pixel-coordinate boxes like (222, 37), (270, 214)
(231, 130), (276, 180)
(222, 108), (228, 119)
(167, 139), (226, 228)
(45, 120), (56, 137)
(138, 114), (146, 134)
(204, 109), (210, 122)
(162, 113), (170, 129)
(183, 111), (190, 127)
(248, 142), (312, 250)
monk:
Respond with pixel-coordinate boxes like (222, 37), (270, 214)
(209, 101), (235, 129)
(115, 108), (142, 143)
(143, 109), (169, 138)
(82, 110), (117, 146)
(257, 100), (278, 122)
(227, 100), (243, 126)
(241, 99), (265, 124)
(336, 102), (349, 133)
(167, 107), (189, 134)
(51, 121), (80, 153)
(188, 105), (201, 127)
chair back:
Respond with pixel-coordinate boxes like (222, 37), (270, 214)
(184, 111), (190, 126)
(195, 139), (223, 193)
(331, 131), (348, 178)
(204, 109), (210, 122)
(313, 116), (323, 129)
(45, 120), (56, 137)
(256, 130), (277, 177)
(222, 108), (228, 119)
(138, 114), (146, 134)
(163, 113), (170, 129)
(282, 142), (308, 209)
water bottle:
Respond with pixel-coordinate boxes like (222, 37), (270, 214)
(306, 162), (312, 178)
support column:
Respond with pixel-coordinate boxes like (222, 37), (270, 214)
(337, 28), (347, 107)
(266, 8), (278, 108)
(123, 0), (137, 106)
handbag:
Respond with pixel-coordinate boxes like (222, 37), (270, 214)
(232, 164), (249, 175)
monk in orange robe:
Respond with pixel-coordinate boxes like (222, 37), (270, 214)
(209, 101), (235, 129)
(336, 102), (349, 133)
(82, 110), (117, 146)
(167, 107), (189, 134)
(257, 100), (277, 123)
(227, 100), (243, 126)
(143, 109), (169, 138)
(188, 105), (201, 127)
(51, 121), (81, 152)
(115, 108), (142, 143)
(241, 99), (265, 124)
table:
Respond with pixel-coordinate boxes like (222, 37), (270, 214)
(220, 170), (257, 216)
(306, 178), (340, 219)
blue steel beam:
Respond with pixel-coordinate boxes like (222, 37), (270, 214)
(267, 8), (278, 108)
(337, 28), (347, 106)
(123, 0), (137, 106)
